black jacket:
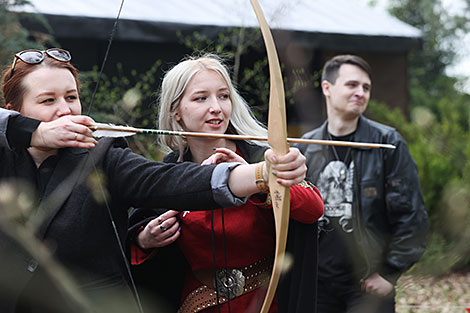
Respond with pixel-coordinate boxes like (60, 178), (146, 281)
(296, 116), (428, 284)
(0, 134), (222, 313)
(129, 140), (319, 313)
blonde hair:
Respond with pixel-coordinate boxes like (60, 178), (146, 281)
(158, 54), (268, 159)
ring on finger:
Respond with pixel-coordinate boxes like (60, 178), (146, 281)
(160, 224), (167, 232)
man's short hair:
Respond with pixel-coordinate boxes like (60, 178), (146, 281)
(321, 55), (372, 84)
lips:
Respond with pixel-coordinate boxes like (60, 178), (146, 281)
(206, 119), (222, 125)
(350, 100), (364, 106)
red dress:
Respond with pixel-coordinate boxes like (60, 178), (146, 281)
(177, 182), (323, 313)
(132, 145), (324, 313)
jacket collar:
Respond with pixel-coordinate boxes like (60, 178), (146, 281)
(304, 115), (375, 155)
(353, 115), (373, 143)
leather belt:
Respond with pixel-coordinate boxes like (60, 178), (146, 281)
(178, 256), (273, 313)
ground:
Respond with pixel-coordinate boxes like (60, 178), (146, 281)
(396, 272), (470, 313)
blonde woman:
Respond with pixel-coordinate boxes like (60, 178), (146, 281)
(130, 55), (324, 313)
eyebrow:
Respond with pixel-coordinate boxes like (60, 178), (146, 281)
(35, 92), (54, 98)
(35, 89), (78, 98)
(191, 86), (229, 94)
(345, 80), (371, 87)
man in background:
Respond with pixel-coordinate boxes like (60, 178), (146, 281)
(296, 54), (428, 313)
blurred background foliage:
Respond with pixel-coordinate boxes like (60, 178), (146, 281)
(1, 0), (469, 276)
(0, 0), (55, 69)
(367, 0), (470, 275)
(78, 61), (166, 160)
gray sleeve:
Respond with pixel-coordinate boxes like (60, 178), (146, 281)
(211, 162), (249, 207)
(0, 108), (19, 150)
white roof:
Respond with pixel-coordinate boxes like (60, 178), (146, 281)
(17, 0), (421, 38)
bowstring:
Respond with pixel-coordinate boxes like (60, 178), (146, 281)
(86, 0), (125, 115)
(90, 162), (145, 313)
(84, 1), (145, 312)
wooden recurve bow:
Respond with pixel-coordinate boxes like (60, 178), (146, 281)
(250, 1), (290, 312)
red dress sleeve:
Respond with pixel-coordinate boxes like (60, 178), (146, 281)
(248, 181), (324, 224)
(130, 227), (158, 265)
(288, 181), (324, 223)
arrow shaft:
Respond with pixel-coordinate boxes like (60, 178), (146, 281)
(90, 124), (396, 149)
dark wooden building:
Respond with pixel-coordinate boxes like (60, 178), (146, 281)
(18, 0), (421, 134)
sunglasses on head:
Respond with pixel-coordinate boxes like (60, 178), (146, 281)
(9, 48), (72, 80)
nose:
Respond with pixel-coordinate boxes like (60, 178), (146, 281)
(56, 99), (72, 116)
(354, 87), (366, 98)
(208, 96), (222, 113)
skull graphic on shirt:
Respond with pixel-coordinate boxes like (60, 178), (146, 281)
(317, 160), (355, 233)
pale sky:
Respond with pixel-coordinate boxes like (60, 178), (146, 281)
(442, 0), (470, 93)
(360, 0), (470, 93)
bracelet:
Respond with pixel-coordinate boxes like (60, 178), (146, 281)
(255, 162), (270, 194)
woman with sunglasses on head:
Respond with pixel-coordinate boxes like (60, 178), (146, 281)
(129, 54), (324, 313)
(3, 49), (98, 151)
(0, 49), (309, 313)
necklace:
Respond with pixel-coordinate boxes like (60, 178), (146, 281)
(328, 132), (353, 180)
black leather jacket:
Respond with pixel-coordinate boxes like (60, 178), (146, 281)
(296, 116), (428, 284)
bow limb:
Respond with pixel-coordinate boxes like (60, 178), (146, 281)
(250, 1), (290, 312)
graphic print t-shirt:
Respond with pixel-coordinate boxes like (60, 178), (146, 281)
(316, 132), (364, 281)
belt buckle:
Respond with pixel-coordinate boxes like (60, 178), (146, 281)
(214, 268), (245, 300)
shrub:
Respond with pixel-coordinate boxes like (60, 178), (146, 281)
(367, 97), (470, 274)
